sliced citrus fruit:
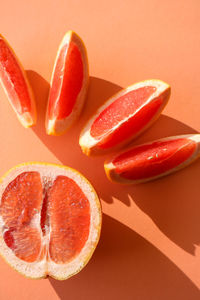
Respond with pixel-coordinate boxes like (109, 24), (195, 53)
(0, 34), (36, 127)
(104, 134), (200, 184)
(0, 162), (101, 280)
(46, 31), (89, 136)
(79, 79), (171, 156)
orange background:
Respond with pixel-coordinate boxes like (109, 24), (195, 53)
(0, 0), (200, 299)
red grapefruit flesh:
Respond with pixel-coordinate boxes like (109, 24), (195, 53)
(0, 163), (101, 280)
(3, 227), (41, 263)
(48, 176), (90, 263)
(104, 135), (200, 184)
(0, 172), (43, 262)
(46, 31), (89, 136)
(48, 42), (84, 120)
(0, 35), (36, 127)
(79, 80), (171, 156)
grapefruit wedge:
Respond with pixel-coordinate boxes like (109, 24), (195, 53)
(79, 80), (171, 156)
(0, 34), (36, 128)
(104, 134), (200, 184)
(0, 162), (101, 280)
(46, 31), (89, 135)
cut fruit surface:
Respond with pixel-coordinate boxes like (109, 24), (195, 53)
(0, 163), (101, 280)
(79, 80), (171, 156)
(46, 31), (89, 136)
(104, 134), (200, 184)
(0, 34), (36, 127)
(48, 176), (90, 264)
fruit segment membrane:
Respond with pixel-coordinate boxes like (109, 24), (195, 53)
(113, 138), (196, 180)
(47, 41), (84, 120)
(90, 86), (163, 149)
(0, 172), (90, 263)
(0, 38), (32, 114)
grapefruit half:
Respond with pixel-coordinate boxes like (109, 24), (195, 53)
(46, 31), (89, 136)
(104, 134), (200, 184)
(0, 34), (36, 128)
(0, 162), (101, 280)
(79, 80), (171, 156)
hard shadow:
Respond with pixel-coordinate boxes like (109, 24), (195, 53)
(26, 70), (122, 186)
(113, 116), (200, 255)
(27, 69), (200, 255)
(49, 214), (200, 300)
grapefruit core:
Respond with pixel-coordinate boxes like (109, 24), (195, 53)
(0, 34), (36, 128)
(46, 31), (89, 136)
(79, 79), (171, 156)
(104, 134), (200, 184)
(0, 163), (101, 280)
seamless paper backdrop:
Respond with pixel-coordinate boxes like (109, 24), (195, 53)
(0, 0), (200, 299)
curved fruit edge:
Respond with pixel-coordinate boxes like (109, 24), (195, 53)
(83, 86), (171, 156)
(79, 79), (171, 156)
(51, 207), (102, 280)
(0, 34), (37, 128)
(104, 134), (200, 184)
(0, 162), (102, 280)
(45, 30), (89, 136)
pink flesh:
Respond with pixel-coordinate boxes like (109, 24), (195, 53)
(48, 41), (84, 120)
(98, 97), (162, 149)
(0, 172), (43, 228)
(0, 172), (91, 264)
(90, 86), (159, 148)
(0, 172), (43, 262)
(4, 227), (42, 263)
(0, 38), (32, 114)
(48, 176), (90, 263)
(113, 138), (197, 180)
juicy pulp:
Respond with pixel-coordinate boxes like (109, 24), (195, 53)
(113, 138), (196, 180)
(0, 38), (32, 114)
(0, 172), (90, 263)
(90, 86), (165, 149)
(48, 41), (84, 120)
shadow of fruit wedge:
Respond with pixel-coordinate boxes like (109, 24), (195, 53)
(79, 79), (171, 156)
(104, 134), (200, 184)
(0, 162), (101, 280)
(46, 31), (89, 136)
(0, 34), (36, 128)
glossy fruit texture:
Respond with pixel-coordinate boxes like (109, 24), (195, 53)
(0, 34), (36, 127)
(104, 135), (200, 184)
(0, 163), (101, 280)
(79, 80), (171, 156)
(46, 31), (89, 136)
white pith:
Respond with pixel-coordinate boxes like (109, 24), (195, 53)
(79, 79), (170, 155)
(0, 163), (101, 279)
(105, 134), (200, 184)
(0, 35), (36, 128)
(46, 31), (89, 135)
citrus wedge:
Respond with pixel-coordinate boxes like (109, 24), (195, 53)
(104, 134), (200, 184)
(79, 80), (171, 156)
(0, 162), (101, 280)
(0, 34), (36, 128)
(46, 31), (89, 136)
